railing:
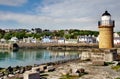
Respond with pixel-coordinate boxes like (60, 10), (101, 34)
(98, 20), (114, 26)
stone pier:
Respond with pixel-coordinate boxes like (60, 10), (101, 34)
(81, 48), (118, 63)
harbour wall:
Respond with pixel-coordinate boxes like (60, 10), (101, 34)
(1, 43), (120, 51)
(17, 43), (99, 50)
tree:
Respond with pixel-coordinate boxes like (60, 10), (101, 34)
(4, 33), (12, 40)
(33, 33), (41, 38)
(58, 30), (64, 37)
(12, 31), (26, 39)
(0, 33), (3, 39)
(64, 34), (71, 39)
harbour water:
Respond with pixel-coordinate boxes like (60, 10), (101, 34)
(0, 49), (81, 68)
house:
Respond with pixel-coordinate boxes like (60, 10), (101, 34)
(114, 32), (120, 44)
(65, 39), (77, 44)
(78, 35), (96, 43)
(58, 38), (65, 44)
(9, 37), (19, 43)
(23, 37), (37, 43)
(42, 36), (51, 43)
(114, 37), (120, 44)
(0, 38), (6, 43)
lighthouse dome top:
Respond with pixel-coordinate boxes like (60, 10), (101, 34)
(101, 11), (111, 21)
(102, 11), (111, 16)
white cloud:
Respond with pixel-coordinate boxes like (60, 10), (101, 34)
(0, 0), (120, 30)
(0, 11), (95, 24)
(40, 0), (120, 17)
(0, 0), (27, 6)
(0, 11), (97, 30)
(35, 0), (120, 30)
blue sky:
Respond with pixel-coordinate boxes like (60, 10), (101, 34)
(0, 0), (120, 31)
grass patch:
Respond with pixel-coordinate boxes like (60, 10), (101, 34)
(115, 77), (120, 79)
(112, 65), (120, 71)
(0, 68), (6, 72)
(59, 74), (79, 79)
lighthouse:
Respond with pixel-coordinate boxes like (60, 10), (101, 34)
(98, 11), (115, 48)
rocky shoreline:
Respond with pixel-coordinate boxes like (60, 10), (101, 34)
(0, 58), (120, 79)
(0, 58), (80, 79)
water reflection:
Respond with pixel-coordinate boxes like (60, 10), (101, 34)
(0, 49), (81, 68)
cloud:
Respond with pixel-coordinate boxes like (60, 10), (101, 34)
(0, 11), (97, 30)
(37, 0), (99, 18)
(35, 0), (120, 30)
(0, 0), (27, 6)
(36, 0), (120, 20)
(0, 11), (95, 24)
(0, 0), (120, 30)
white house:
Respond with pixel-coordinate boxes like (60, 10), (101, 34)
(0, 38), (6, 43)
(114, 37), (120, 44)
(58, 38), (65, 44)
(42, 36), (51, 43)
(9, 37), (19, 43)
(23, 37), (37, 43)
(65, 39), (77, 44)
(78, 35), (96, 43)
(114, 32), (120, 44)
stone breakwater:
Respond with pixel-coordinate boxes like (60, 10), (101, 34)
(2, 43), (120, 51)
(17, 43), (99, 50)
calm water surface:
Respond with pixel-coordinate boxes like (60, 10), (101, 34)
(0, 49), (81, 68)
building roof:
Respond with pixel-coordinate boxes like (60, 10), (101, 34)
(102, 11), (111, 16)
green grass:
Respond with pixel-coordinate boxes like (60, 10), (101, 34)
(112, 65), (120, 71)
(59, 75), (79, 79)
(115, 77), (120, 79)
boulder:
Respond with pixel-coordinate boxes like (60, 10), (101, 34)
(23, 71), (40, 79)
(39, 65), (47, 71)
(45, 66), (55, 72)
(60, 70), (69, 75)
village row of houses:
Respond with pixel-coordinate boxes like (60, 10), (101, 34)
(0, 33), (120, 44)
(0, 35), (96, 44)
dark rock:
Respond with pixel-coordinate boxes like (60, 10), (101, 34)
(76, 68), (85, 73)
(7, 66), (13, 74)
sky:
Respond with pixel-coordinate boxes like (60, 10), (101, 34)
(0, 0), (120, 31)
